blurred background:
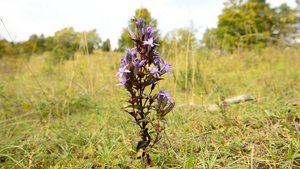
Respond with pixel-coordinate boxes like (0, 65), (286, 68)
(0, 0), (299, 55)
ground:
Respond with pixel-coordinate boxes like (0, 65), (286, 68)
(0, 48), (299, 168)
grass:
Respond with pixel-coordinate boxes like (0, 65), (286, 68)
(0, 47), (300, 168)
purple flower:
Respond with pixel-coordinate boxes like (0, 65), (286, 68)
(116, 18), (175, 114)
(143, 37), (160, 47)
(125, 48), (137, 69)
(134, 59), (146, 75)
(157, 87), (174, 101)
(137, 18), (144, 37)
(153, 51), (159, 56)
(131, 48), (138, 58)
(164, 102), (175, 114)
(147, 66), (161, 78)
(144, 25), (155, 41)
(155, 87), (176, 116)
(128, 28), (136, 40)
(125, 49), (133, 61)
(153, 56), (160, 67)
(115, 64), (130, 78)
(120, 55), (126, 68)
(160, 59), (172, 77)
(115, 76), (129, 86)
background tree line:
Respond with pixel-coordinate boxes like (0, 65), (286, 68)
(201, 0), (300, 52)
(0, 0), (299, 61)
(0, 28), (110, 62)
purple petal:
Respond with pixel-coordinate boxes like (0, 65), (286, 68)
(128, 28), (136, 40)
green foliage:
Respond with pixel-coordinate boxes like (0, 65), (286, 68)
(101, 39), (111, 51)
(0, 35), (44, 60)
(80, 29), (102, 54)
(0, 28), (101, 61)
(272, 3), (296, 41)
(218, 0), (273, 50)
(49, 27), (78, 63)
(49, 45), (76, 63)
(28, 34), (46, 54)
(162, 26), (197, 57)
(174, 60), (203, 91)
(44, 36), (54, 51)
(202, 0), (298, 51)
(117, 8), (159, 51)
(53, 27), (77, 48)
(0, 39), (7, 58)
(201, 28), (219, 49)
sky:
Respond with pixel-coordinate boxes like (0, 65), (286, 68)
(0, 0), (297, 50)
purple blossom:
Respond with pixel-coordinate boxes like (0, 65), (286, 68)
(144, 25), (155, 41)
(147, 66), (161, 78)
(115, 64), (130, 78)
(142, 37), (160, 47)
(125, 48), (138, 69)
(120, 55), (126, 68)
(115, 76), (129, 86)
(155, 87), (176, 116)
(164, 102), (175, 114)
(125, 49), (133, 67)
(137, 18), (144, 37)
(128, 28), (136, 40)
(153, 51), (159, 56)
(134, 59), (146, 75)
(157, 87), (174, 101)
(131, 48), (138, 58)
(153, 57), (160, 66)
(160, 59), (172, 77)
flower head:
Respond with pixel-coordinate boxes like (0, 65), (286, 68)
(143, 37), (160, 47)
(144, 25), (155, 41)
(120, 55), (127, 68)
(134, 59), (146, 75)
(157, 87), (174, 101)
(153, 54), (161, 66)
(147, 66), (161, 78)
(115, 64), (131, 78)
(155, 87), (175, 117)
(115, 76), (129, 86)
(160, 59), (172, 77)
(136, 18), (144, 37)
(128, 28), (136, 40)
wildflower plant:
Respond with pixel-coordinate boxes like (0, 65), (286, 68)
(115, 17), (175, 165)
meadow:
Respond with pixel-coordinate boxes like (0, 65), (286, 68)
(0, 47), (300, 168)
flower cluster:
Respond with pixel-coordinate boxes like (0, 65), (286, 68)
(115, 17), (175, 165)
(155, 87), (175, 118)
(115, 18), (172, 87)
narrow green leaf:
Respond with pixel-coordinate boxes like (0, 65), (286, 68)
(281, 122), (295, 136)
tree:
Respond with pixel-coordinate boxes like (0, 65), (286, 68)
(117, 8), (159, 52)
(162, 26), (197, 57)
(207, 0), (297, 51)
(53, 27), (77, 48)
(201, 28), (219, 49)
(271, 3), (296, 44)
(80, 29), (102, 54)
(101, 39), (111, 51)
(50, 27), (78, 63)
(44, 36), (54, 51)
(28, 34), (45, 54)
(215, 0), (274, 51)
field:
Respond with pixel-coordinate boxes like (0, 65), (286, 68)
(0, 47), (300, 168)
